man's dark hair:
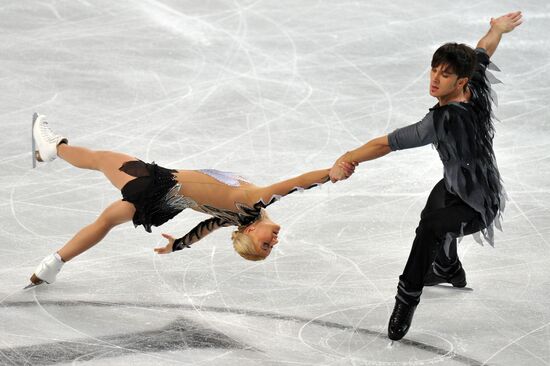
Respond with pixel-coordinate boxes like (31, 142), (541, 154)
(431, 43), (477, 80)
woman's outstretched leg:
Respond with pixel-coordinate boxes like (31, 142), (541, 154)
(57, 144), (138, 190)
(29, 115), (141, 287)
(56, 200), (136, 261)
(30, 200), (136, 286)
(34, 113), (139, 190)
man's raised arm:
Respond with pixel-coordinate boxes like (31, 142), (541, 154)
(477, 11), (523, 58)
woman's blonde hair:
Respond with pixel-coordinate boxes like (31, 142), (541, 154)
(231, 209), (270, 261)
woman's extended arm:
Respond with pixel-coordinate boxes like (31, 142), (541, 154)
(250, 169), (331, 205)
(154, 217), (231, 254)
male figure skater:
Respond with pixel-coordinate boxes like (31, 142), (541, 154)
(330, 11), (522, 340)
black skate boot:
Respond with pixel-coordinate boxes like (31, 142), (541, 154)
(424, 262), (467, 288)
(388, 298), (417, 341)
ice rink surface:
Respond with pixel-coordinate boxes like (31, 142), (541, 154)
(1, 1), (549, 365)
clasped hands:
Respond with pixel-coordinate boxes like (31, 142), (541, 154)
(330, 157), (359, 183)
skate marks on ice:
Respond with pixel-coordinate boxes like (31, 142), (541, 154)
(0, 316), (250, 366)
(1, 300), (487, 366)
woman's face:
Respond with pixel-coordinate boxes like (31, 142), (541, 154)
(245, 218), (280, 258)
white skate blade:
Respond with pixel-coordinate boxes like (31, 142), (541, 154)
(32, 113), (38, 168)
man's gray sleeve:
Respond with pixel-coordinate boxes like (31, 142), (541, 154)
(388, 111), (436, 151)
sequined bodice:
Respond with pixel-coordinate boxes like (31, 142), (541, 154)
(197, 169), (250, 187)
(177, 169), (269, 227)
(167, 168), (322, 228)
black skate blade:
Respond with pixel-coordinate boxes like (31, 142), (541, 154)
(32, 113), (38, 168)
(23, 282), (41, 290)
(432, 284), (473, 292)
(24, 273), (46, 290)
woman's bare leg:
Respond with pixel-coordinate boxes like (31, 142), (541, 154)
(31, 144), (144, 284)
(57, 200), (136, 262)
(32, 200), (136, 284)
(57, 144), (138, 190)
(54, 144), (139, 260)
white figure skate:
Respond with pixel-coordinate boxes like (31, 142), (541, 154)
(32, 113), (68, 167)
(25, 253), (65, 289)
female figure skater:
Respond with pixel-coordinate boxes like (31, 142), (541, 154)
(28, 116), (356, 288)
(329, 12), (522, 340)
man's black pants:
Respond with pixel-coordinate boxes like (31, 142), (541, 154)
(396, 179), (487, 306)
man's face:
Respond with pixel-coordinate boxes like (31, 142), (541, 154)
(430, 64), (466, 98)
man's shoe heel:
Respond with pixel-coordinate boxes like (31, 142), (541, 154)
(451, 279), (467, 288)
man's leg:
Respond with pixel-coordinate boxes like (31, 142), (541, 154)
(420, 180), (447, 216)
(420, 180), (466, 286)
(421, 179), (460, 273)
(389, 203), (484, 340)
(425, 237), (467, 287)
(425, 188), (469, 286)
(434, 237), (459, 269)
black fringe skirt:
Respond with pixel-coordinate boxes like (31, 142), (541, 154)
(120, 160), (187, 233)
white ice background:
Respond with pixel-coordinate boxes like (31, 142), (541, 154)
(1, 1), (549, 365)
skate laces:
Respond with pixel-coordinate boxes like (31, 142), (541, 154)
(39, 120), (60, 143)
(391, 301), (413, 325)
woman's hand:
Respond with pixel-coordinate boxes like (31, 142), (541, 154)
(490, 11), (522, 34)
(154, 233), (175, 254)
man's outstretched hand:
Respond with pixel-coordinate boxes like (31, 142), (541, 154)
(490, 11), (523, 34)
